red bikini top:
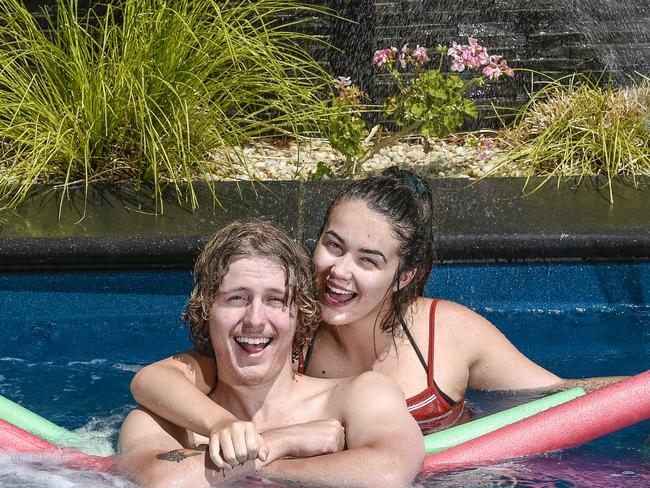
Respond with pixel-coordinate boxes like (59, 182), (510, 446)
(404, 300), (468, 434)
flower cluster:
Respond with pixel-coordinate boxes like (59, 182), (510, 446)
(332, 76), (364, 105)
(447, 38), (514, 80)
(372, 47), (397, 69)
(373, 44), (430, 70)
(369, 38), (515, 138)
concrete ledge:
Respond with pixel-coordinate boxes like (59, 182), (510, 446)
(1, 177), (649, 270)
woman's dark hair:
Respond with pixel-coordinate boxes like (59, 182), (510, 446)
(321, 166), (435, 336)
(184, 220), (320, 360)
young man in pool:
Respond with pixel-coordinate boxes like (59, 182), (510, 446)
(117, 221), (424, 487)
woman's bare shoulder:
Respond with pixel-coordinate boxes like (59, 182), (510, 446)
(408, 297), (478, 331)
(409, 297), (500, 353)
(168, 349), (218, 390)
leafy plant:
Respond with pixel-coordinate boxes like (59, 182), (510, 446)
(307, 161), (335, 180)
(0, 0), (333, 212)
(490, 73), (650, 202)
(320, 38), (514, 176)
(374, 39), (514, 138)
(326, 76), (369, 173)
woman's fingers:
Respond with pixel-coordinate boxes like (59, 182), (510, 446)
(208, 435), (230, 470)
(209, 421), (263, 468)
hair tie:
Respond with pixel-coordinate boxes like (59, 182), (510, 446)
(383, 166), (427, 196)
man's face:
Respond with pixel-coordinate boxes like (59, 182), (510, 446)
(209, 255), (296, 386)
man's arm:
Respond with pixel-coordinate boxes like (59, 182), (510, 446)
(117, 407), (255, 488)
(261, 372), (424, 488)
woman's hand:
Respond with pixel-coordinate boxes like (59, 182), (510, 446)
(260, 419), (345, 466)
(208, 420), (269, 469)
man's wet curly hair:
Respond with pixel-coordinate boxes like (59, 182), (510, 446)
(184, 220), (320, 361)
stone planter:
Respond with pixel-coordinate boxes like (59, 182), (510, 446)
(1, 176), (648, 270)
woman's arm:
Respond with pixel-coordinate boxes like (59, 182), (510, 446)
(439, 301), (624, 394)
(130, 350), (267, 468)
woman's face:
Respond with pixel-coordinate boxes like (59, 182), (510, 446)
(313, 199), (406, 327)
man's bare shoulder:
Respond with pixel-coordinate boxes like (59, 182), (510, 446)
(332, 371), (405, 408)
(119, 407), (188, 454)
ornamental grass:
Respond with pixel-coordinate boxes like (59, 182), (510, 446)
(0, 0), (332, 212)
(491, 74), (650, 202)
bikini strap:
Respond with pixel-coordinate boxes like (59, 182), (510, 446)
(427, 299), (440, 387)
(401, 307), (428, 375)
(297, 352), (306, 374)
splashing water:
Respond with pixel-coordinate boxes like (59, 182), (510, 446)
(558, 0), (650, 84)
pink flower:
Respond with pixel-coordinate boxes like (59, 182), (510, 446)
(450, 55), (465, 72)
(372, 47), (396, 68)
(412, 45), (429, 66)
(476, 147), (494, 161)
(399, 44), (412, 68)
(482, 62), (501, 80)
(477, 50), (490, 66)
(461, 49), (481, 69)
(499, 59), (514, 77)
(466, 38), (490, 67)
(477, 138), (495, 161)
(447, 38), (492, 71)
(447, 42), (461, 57)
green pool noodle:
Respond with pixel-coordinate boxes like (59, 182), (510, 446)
(0, 393), (88, 448)
(424, 387), (587, 454)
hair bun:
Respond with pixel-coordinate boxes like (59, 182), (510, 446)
(382, 166), (427, 196)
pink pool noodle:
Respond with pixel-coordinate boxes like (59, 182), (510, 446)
(422, 370), (650, 472)
(0, 418), (115, 472)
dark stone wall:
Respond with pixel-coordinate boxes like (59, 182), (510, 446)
(21, 0), (650, 128)
(334, 0), (650, 127)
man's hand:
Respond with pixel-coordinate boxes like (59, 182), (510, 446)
(208, 420), (269, 469)
(261, 419), (345, 465)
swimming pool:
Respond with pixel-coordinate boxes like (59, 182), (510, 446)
(0, 262), (648, 487)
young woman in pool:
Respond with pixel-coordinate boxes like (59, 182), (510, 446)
(131, 166), (624, 469)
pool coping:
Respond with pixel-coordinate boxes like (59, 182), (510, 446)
(1, 176), (649, 270)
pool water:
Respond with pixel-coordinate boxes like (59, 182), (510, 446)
(0, 263), (649, 487)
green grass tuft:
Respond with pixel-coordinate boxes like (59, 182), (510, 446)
(0, 0), (333, 212)
(490, 73), (650, 202)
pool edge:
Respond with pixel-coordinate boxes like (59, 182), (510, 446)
(1, 176), (649, 270)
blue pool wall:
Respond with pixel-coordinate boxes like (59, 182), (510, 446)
(426, 261), (650, 311)
(1, 260), (648, 377)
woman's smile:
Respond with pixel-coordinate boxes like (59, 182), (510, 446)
(324, 280), (357, 306)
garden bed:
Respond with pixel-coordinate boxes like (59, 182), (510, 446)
(204, 136), (518, 181)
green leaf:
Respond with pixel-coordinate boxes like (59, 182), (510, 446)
(307, 161), (334, 180)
